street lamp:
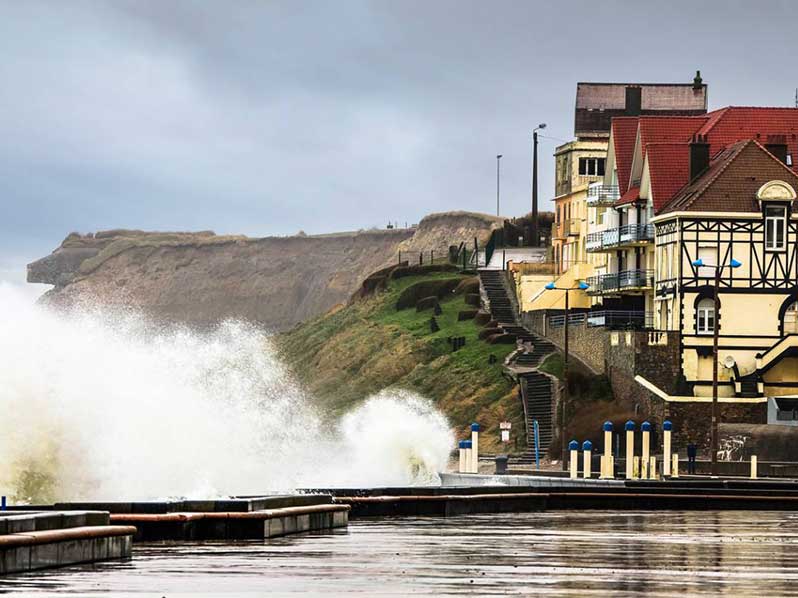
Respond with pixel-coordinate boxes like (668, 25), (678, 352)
(532, 123), (547, 247)
(691, 256), (742, 476)
(545, 279), (590, 470)
(496, 154), (503, 217)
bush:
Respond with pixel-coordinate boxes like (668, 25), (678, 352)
(474, 311), (492, 326)
(455, 277), (480, 295)
(478, 326), (503, 340)
(487, 333), (516, 344)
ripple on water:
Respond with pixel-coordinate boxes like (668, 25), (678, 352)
(4, 510), (798, 596)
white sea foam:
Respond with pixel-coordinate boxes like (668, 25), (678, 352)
(0, 283), (453, 502)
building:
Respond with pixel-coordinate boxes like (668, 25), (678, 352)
(651, 138), (798, 407)
(546, 74), (707, 314)
(587, 107), (798, 332)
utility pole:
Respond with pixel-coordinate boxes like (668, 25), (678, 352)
(496, 154), (503, 217)
(532, 124), (546, 246)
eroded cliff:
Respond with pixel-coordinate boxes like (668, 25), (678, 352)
(28, 211), (501, 330)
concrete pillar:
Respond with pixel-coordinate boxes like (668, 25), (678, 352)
(470, 423), (480, 474)
(663, 420), (673, 477)
(641, 421), (651, 480)
(458, 441), (466, 473)
(751, 455), (758, 479)
(463, 440), (472, 474)
(625, 420), (635, 479)
(582, 440), (593, 479)
(602, 421), (614, 479)
(672, 453), (679, 478)
(569, 440), (579, 479)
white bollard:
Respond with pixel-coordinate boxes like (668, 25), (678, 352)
(463, 440), (472, 474)
(470, 423), (480, 474)
(602, 421), (614, 479)
(458, 441), (465, 473)
(663, 420), (673, 477)
(569, 440), (579, 479)
(751, 455), (758, 479)
(641, 421), (651, 480)
(582, 440), (593, 479)
(625, 421), (635, 479)
(672, 453), (679, 478)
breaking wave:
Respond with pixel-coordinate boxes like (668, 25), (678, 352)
(0, 283), (453, 502)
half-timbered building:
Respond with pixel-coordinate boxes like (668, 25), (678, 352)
(652, 139), (798, 403)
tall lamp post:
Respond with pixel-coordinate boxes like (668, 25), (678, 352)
(545, 280), (590, 470)
(496, 154), (503, 217)
(532, 123), (546, 247)
(691, 256), (742, 476)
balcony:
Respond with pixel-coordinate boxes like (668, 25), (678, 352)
(586, 184), (620, 207)
(565, 218), (581, 237)
(586, 269), (654, 295)
(586, 223), (654, 252)
(548, 310), (653, 330)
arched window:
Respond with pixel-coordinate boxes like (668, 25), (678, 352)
(696, 298), (715, 335)
(785, 301), (798, 335)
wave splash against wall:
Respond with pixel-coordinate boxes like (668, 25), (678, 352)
(0, 284), (453, 502)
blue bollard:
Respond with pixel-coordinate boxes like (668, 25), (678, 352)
(1, 496), (6, 511)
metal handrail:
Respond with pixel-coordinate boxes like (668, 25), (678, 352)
(586, 269), (654, 293)
(586, 184), (621, 205)
(586, 224), (654, 251)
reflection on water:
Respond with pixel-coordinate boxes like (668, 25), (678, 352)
(3, 510), (798, 596)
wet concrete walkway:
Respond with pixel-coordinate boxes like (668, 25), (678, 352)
(4, 510), (798, 596)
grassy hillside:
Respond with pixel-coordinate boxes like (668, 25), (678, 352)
(277, 268), (525, 453)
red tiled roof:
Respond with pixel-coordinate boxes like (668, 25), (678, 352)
(611, 117), (638, 193)
(615, 186), (640, 207)
(659, 139), (798, 214)
(644, 143), (691, 212)
(698, 106), (798, 159)
(637, 116), (707, 160)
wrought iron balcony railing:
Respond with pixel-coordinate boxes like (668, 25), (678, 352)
(585, 223), (654, 252)
(586, 184), (620, 207)
(585, 269), (654, 295)
(548, 310), (653, 330)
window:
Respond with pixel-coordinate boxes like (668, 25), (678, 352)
(696, 298), (715, 335)
(578, 157), (605, 176)
(765, 206), (787, 251)
(697, 246), (716, 277)
(785, 301), (798, 335)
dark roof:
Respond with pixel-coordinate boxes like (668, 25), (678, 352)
(659, 140), (798, 214)
(575, 82), (707, 138)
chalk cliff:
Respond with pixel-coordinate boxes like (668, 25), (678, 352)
(28, 211), (501, 330)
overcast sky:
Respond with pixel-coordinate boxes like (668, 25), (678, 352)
(2, 0), (798, 282)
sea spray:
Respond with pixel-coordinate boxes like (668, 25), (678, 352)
(0, 283), (454, 501)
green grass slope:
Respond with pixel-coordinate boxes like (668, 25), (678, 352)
(277, 269), (525, 453)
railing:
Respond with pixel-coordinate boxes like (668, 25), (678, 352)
(586, 269), (655, 294)
(586, 184), (621, 207)
(548, 310), (653, 329)
(586, 224), (654, 252)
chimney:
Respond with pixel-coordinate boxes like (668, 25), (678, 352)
(765, 134), (789, 164)
(689, 134), (710, 182)
(693, 70), (703, 91)
(625, 86), (642, 116)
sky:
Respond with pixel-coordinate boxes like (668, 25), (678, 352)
(2, 0), (798, 284)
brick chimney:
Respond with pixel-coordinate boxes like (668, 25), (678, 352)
(765, 134), (789, 164)
(689, 134), (710, 182)
(625, 86), (642, 116)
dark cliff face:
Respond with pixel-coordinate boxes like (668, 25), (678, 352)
(28, 213), (501, 330)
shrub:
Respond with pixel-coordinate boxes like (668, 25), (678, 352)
(395, 278), (462, 310)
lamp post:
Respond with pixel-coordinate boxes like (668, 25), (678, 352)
(545, 280), (590, 470)
(532, 124), (546, 247)
(691, 256), (742, 476)
(496, 154), (503, 217)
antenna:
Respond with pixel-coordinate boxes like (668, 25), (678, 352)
(795, 88), (797, 108)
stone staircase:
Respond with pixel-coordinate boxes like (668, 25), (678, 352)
(478, 269), (557, 466)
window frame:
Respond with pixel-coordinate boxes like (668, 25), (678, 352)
(696, 297), (715, 335)
(764, 204), (788, 252)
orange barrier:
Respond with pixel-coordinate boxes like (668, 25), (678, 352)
(0, 525), (137, 548)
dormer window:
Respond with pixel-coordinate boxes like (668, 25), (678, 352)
(765, 205), (787, 251)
